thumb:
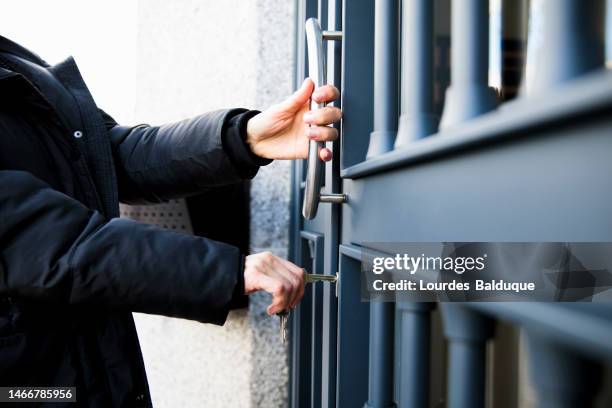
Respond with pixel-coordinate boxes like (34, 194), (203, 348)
(280, 78), (314, 112)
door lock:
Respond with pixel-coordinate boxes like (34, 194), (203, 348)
(277, 272), (339, 344)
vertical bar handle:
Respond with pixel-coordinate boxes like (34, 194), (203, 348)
(302, 18), (346, 220)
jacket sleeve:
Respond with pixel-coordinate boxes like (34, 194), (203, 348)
(104, 109), (270, 204)
(0, 170), (243, 325)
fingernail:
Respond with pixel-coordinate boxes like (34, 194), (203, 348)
(312, 91), (321, 100)
(307, 128), (316, 139)
(303, 112), (313, 122)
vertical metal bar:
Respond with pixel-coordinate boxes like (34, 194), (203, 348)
(321, 276), (337, 408)
(440, 0), (497, 129)
(289, 0), (306, 267)
(608, 0), (612, 66)
(441, 304), (495, 408)
(522, 0), (605, 96)
(525, 331), (601, 408)
(339, 0), (375, 168)
(318, 0), (328, 29)
(321, 0), (342, 406)
(365, 302), (397, 408)
(306, 233), (324, 408)
(336, 255), (370, 408)
(499, 0), (527, 101)
(489, 322), (519, 408)
(304, 4), (328, 407)
(364, 2), (399, 398)
(396, 302), (434, 408)
(448, 341), (486, 407)
(366, 0), (400, 158)
(395, 0), (438, 147)
(326, 0), (342, 196)
(311, 282), (323, 408)
(432, 0), (451, 116)
(290, 2), (317, 406)
(292, 283), (314, 408)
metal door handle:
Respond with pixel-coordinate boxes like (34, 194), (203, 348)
(302, 18), (347, 220)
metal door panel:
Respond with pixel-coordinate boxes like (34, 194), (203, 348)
(291, 242), (314, 407)
(291, 1), (377, 407)
(336, 246), (370, 407)
(290, 2), (335, 407)
(341, 114), (612, 244)
(301, 231), (325, 408)
(292, 231), (324, 408)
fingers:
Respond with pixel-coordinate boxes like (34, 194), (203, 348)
(305, 85), (341, 162)
(312, 85), (340, 104)
(244, 252), (306, 315)
(303, 106), (342, 126)
(307, 126), (338, 142)
(262, 257), (300, 314)
(279, 80), (339, 116)
(319, 147), (333, 162)
(263, 274), (289, 315)
(279, 259), (306, 308)
(278, 264), (302, 311)
(281, 78), (315, 112)
(264, 274), (293, 315)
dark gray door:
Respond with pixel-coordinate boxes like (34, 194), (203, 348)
(289, 1), (342, 407)
(289, 1), (375, 407)
(291, 1), (612, 408)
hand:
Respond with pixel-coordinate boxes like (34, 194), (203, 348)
(244, 251), (306, 315)
(246, 78), (342, 161)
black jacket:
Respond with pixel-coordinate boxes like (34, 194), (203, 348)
(0, 36), (268, 407)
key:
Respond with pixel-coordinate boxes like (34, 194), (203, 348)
(277, 311), (289, 344)
(305, 273), (338, 284)
(275, 274), (338, 344)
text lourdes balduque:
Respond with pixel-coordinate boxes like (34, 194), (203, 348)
(372, 279), (536, 293)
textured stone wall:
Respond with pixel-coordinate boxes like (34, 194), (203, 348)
(131, 1), (294, 407)
(248, 1), (295, 406)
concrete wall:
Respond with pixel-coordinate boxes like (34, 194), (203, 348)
(129, 1), (295, 407)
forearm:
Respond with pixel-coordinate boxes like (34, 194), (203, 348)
(107, 109), (270, 204)
(0, 170), (244, 324)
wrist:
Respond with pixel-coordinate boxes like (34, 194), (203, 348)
(243, 255), (258, 294)
(245, 115), (262, 156)
(223, 110), (271, 175)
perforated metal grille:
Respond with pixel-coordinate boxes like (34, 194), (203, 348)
(120, 199), (193, 234)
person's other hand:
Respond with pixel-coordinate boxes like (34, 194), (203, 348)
(244, 252), (306, 315)
(246, 78), (341, 162)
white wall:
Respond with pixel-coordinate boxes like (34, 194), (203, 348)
(0, 0), (138, 124)
(132, 1), (295, 407)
